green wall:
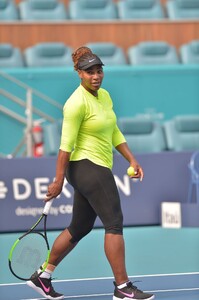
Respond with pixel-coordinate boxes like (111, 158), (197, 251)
(1, 65), (199, 155)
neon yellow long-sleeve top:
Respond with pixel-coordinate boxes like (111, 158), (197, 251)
(60, 85), (126, 169)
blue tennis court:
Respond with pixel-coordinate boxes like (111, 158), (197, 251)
(1, 227), (199, 300)
(1, 273), (199, 300)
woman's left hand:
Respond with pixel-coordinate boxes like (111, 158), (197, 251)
(130, 164), (144, 181)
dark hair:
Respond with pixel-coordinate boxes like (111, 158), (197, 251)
(72, 46), (93, 71)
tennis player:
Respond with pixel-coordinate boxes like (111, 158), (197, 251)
(27, 46), (155, 300)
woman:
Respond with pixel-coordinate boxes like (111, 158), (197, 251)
(27, 46), (154, 300)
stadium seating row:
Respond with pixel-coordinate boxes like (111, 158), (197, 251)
(43, 114), (199, 156)
(1, 0), (199, 21)
(119, 115), (199, 153)
(0, 40), (199, 68)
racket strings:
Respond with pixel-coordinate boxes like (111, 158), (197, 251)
(10, 232), (49, 280)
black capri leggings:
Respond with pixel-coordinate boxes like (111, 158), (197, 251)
(66, 159), (123, 243)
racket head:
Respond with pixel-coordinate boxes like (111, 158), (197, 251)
(8, 231), (50, 281)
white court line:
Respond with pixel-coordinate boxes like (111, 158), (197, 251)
(148, 287), (199, 293)
(1, 271), (199, 287)
(20, 293), (113, 300)
(4, 276), (199, 300)
(20, 288), (199, 300)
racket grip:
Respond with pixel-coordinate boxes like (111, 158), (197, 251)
(43, 199), (54, 215)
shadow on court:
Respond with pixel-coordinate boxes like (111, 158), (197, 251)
(0, 273), (199, 300)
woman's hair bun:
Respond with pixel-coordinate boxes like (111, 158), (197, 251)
(72, 46), (93, 71)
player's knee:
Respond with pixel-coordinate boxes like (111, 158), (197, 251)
(104, 213), (123, 235)
(104, 223), (123, 235)
(68, 226), (93, 243)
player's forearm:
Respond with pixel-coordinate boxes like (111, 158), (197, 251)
(115, 142), (138, 165)
(54, 149), (71, 185)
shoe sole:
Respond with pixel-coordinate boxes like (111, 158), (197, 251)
(26, 281), (64, 300)
(113, 295), (155, 300)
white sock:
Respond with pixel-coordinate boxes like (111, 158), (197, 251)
(117, 281), (129, 289)
(39, 268), (53, 279)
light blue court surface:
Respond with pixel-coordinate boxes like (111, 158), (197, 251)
(1, 273), (199, 300)
(1, 227), (199, 299)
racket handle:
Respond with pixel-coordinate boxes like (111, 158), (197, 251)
(43, 199), (54, 215)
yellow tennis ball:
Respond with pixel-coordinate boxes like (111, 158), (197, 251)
(127, 166), (135, 176)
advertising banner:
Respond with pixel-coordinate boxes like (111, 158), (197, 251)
(0, 151), (192, 232)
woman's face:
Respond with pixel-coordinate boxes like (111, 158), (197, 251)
(78, 65), (104, 97)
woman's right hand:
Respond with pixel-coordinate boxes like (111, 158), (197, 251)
(45, 181), (63, 202)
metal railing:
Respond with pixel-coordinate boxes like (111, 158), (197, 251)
(0, 70), (62, 158)
(0, 89), (55, 123)
(0, 71), (62, 110)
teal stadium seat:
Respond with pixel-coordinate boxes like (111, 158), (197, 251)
(180, 40), (199, 64)
(118, 117), (166, 153)
(127, 41), (179, 65)
(117, 0), (165, 19)
(43, 120), (62, 156)
(163, 115), (199, 151)
(85, 42), (127, 65)
(24, 42), (73, 67)
(18, 0), (68, 21)
(0, 0), (19, 20)
(166, 0), (199, 19)
(0, 44), (24, 68)
(68, 0), (118, 20)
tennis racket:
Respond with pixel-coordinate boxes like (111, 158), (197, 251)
(8, 199), (53, 281)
